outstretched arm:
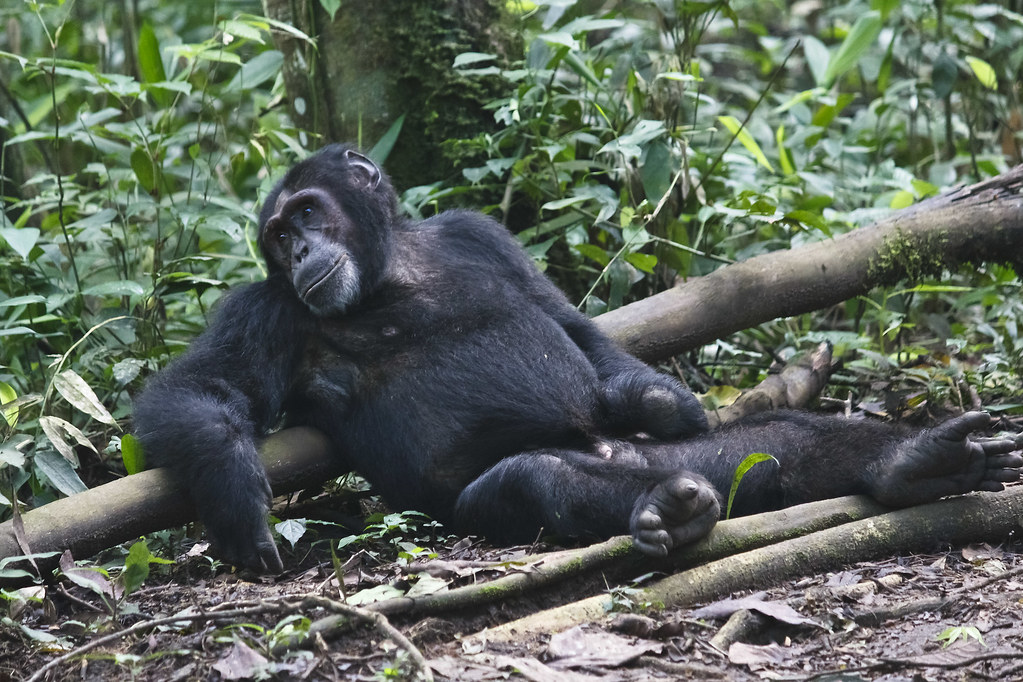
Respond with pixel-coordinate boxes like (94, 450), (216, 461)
(133, 281), (308, 572)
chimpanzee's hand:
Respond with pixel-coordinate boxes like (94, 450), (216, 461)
(868, 411), (1022, 508)
(630, 473), (721, 557)
(193, 453), (284, 574)
(603, 372), (708, 441)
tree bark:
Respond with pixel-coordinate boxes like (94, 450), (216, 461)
(599, 165), (1023, 361)
(260, 0), (516, 188)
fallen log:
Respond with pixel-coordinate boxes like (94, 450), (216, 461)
(472, 485), (1023, 643)
(597, 165), (1023, 361)
(0, 428), (340, 582)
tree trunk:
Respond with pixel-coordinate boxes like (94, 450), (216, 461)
(260, 0), (516, 189)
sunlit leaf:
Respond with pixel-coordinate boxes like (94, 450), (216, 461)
(718, 116), (774, 172)
(121, 433), (145, 474)
(726, 453), (778, 519)
(966, 56), (997, 90)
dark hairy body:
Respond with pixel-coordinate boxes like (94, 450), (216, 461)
(134, 145), (1023, 573)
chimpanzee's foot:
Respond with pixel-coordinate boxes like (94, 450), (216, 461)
(869, 411), (1022, 507)
(630, 474), (720, 557)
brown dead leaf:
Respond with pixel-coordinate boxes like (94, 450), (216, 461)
(546, 625), (661, 668)
(211, 640), (269, 680)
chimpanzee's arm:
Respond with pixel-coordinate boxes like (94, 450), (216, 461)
(449, 215), (708, 439)
(133, 281), (308, 572)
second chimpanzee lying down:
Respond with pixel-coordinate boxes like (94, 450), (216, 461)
(133, 145), (1023, 573)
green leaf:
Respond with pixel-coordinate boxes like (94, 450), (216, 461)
(82, 280), (146, 298)
(121, 434), (144, 475)
(226, 50), (284, 92)
(368, 113), (406, 165)
(319, 0), (342, 21)
(52, 370), (117, 426)
(823, 11), (883, 87)
(0, 382), (17, 429)
(776, 126), (795, 175)
(138, 23), (171, 107)
(34, 449), (88, 496)
(453, 52), (496, 68)
(890, 190), (914, 209)
(0, 227), (40, 260)
(130, 147), (157, 192)
(725, 453), (778, 519)
(625, 252), (657, 274)
(965, 56), (997, 90)
(802, 36), (830, 88)
(574, 243), (610, 267)
(120, 539), (171, 595)
(718, 116), (774, 172)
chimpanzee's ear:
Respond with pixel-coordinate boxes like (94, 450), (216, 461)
(344, 149), (382, 189)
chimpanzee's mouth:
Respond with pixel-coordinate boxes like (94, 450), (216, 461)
(302, 252), (349, 299)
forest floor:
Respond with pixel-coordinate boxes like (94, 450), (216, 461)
(5, 509), (1023, 682)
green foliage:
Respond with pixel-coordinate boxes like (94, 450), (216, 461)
(0, 1), (304, 515)
(937, 624), (985, 648)
(336, 511), (443, 564)
(440, 0), (1022, 406)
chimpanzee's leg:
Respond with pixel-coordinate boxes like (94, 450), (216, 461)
(453, 448), (721, 556)
(456, 412), (1020, 558)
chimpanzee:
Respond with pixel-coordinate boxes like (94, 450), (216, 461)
(133, 145), (1023, 573)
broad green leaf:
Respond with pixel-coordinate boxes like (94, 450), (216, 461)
(802, 36), (830, 87)
(625, 252), (657, 274)
(823, 11), (883, 87)
(120, 539), (171, 594)
(562, 49), (603, 89)
(219, 19), (265, 44)
(965, 56), (997, 90)
(574, 243), (610, 267)
(131, 147), (157, 192)
(718, 116), (774, 172)
(890, 190), (914, 209)
(34, 449), (88, 496)
(226, 50), (283, 92)
(0, 227), (40, 260)
(726, 453), (778, 519)
(137, 24), (166, 83)
(0, 382), (16, 429)
(120, 434), (144, 474)
(319, 0), (341, 21)
(52, 370), (117, 426)
(0, 295), (45, 308)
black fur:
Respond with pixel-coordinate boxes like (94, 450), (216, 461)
(134, 145), (1022, 572)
